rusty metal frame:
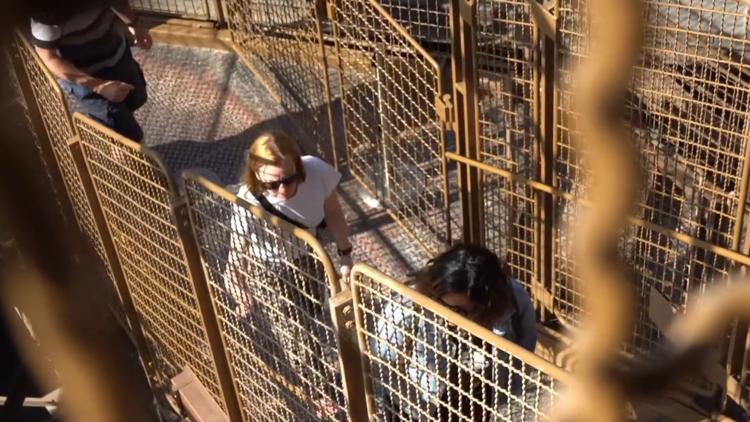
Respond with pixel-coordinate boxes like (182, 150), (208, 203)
(183, 173), (368, 420)
(329, 0), (452, 255)
(72, 113), (241, 420)
(350, 263), (570, 420)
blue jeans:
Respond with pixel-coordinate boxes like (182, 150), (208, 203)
(61, 48), (147, 141)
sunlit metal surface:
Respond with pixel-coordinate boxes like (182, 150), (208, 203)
(73, 114), (227, 411)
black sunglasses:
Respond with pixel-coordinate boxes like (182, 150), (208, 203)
(260, 173), (298, 191)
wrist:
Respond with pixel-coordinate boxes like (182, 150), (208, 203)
(84, 78), (106, 92)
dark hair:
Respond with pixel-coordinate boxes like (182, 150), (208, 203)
(411, 244), (514, 327)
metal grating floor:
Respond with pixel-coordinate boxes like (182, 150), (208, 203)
(130, 42), (428, 280)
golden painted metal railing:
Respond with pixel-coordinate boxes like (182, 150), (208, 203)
(72, 113), (241, 419)
(9, 31), (116, 297)
(11, 0), (750, 416)
(222, 0), (337, 163)
(351, 264), (569, 421)
(183, 173), (367, 420)
(329, 0), (453, 256)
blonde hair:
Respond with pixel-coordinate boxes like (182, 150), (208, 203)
(244, 132), (306, 195)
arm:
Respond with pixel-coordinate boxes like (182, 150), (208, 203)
(110, 0), (153, 49)
(223, 207), (253, 317)
(35, 47), (134, 102)
(323, 191), (354, 280)
(110, 0), (138, 24)
(35, 47), (101, 88)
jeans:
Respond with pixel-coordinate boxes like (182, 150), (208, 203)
(60, 47), (147, 141)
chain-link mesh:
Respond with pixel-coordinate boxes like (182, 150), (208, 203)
(183, 174), (349, 421)
(330, 0), (450, 255)
(11, 32), (117, 295)
(352, 264), (567, 421)
(223, 0), (334, 161)
(73, 114), (226, 410)
(132, 0), (217, 20)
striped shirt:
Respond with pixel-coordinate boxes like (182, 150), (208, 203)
(30, 4), (128, 75)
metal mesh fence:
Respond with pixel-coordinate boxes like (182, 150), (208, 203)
(377, 0), (451, 43)
(73, 114), (227, 410)
(556, 0), (750, 247)
(472, 0), (539, 298)
(476, 0), (536, 174)
(554, 0), (750, 350)
(11, 32), (116, 293)
(132, 0), (217, 20)
(183, 174), (349, 421)
(330, 0), (450, 255)
(223, 0), (335, 161)
(554, 196), (743, 355)
(482, 172), (538, 293)
(351, 264), (568, 421)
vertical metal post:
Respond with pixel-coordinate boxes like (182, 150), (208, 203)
(725, 105), (750, 388)
(174, 202), (243, 422)
(68, 137), (160, 395)
(450, 0), (483, 244)
(536, 32), (557, 321)
(437, 93), (454, 247)
(329, 290), (369, 421)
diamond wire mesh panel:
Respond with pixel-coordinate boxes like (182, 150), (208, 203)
(554, 0), (750, 343)
(73, 114), (227, 410)
(132, 0), (215, 20)
(331, 0), (450, 255)
(351, 265), (567, 421)
(223, 0), (334, 161)
(11, 33), (116, 292)
(377, 0), (451, 43)
(183, 175), (349, 421)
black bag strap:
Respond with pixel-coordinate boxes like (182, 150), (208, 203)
(254, 194), (308, 230)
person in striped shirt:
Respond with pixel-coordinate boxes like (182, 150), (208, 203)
(29, 0), (152, 141)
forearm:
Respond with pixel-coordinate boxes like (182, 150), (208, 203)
(36, 50), (103, 88)
(324, 193), (352, 250)
(110, 0), (137, 24)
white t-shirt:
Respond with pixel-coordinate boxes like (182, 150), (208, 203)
(237, 155), (341, 231)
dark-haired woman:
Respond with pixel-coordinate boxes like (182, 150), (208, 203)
(371, 244), (537, 420)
